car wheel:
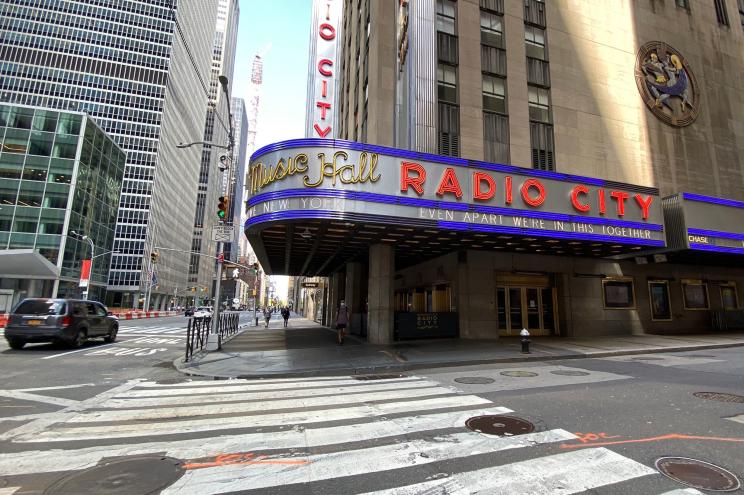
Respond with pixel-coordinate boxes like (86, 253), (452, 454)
(71, 329), (87, 349)
(7, 338), (26, 350)
(104, 326), (118, 343)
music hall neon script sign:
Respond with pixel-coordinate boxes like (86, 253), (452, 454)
(400, 162), (655, 220)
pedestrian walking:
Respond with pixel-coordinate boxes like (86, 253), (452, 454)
(281, 306), (290, 328)
(263, 307), (271, 328)
(334, 300), (350, 345)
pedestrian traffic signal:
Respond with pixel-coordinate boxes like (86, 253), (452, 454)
(217, 196), (228, 219)
(150, 251), (159, 263)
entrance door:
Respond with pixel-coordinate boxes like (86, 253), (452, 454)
(497, 286), (556, 336)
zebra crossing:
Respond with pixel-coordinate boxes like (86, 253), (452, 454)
(0, 374), (680, 494)
(117, 324), (188, 337)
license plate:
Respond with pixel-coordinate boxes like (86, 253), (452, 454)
(27, 320), (42, 326)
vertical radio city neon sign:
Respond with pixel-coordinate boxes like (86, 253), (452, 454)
(308, 0), (341, 139)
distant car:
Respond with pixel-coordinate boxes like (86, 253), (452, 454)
(184, 307), (195, 317)
(4, 298), (118, 350)
(193, 306), (213, 318)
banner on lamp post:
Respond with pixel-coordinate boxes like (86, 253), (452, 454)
(79, 259), (92, 288)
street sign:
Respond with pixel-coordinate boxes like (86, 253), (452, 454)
(217, 252), (224, 263)
(302, 282), (319, 288)
(79, 259), (92, 288)
(212, 225), (234, 242)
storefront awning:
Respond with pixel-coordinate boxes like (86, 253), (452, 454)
(0, 249), (60, 278)
(245, 139), (666, 275)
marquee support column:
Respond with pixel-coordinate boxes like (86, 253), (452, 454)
(367, 244), (394, 344)
(345, 261), (363, 335)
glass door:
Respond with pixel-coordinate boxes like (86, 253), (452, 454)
(497, 286), (556, 336)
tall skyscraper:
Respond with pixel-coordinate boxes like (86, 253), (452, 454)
(229, 97), (248, 262)
(0, 0), (219, 309)
(187, 0), (239, 304)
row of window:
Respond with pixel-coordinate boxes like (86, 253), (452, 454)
(435, 0), (554, 170)
(1, 62), (167, 99)
(339, 0), (370, 142)
(600, 278), (739, 317)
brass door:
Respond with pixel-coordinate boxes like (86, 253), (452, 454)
(497, 286), (556, 336)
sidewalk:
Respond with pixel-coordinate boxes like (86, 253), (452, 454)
(174, 316), (744, 379)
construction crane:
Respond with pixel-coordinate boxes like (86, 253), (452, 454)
(246, 43), (271, 157)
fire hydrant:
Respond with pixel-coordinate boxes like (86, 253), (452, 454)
(520, 328), (531, 354)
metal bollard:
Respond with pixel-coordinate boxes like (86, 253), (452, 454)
(520, 328), (531, 354)
(255, 316), (259, 327)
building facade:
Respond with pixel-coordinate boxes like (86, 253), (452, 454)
(0, 103), (125, 309)
(187, 0), (239, 307)
(0, 0), (219, 309)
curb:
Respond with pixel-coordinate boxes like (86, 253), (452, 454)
(172, 340), (744, 380)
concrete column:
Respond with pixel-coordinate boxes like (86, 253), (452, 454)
(345, 262), (363, 334)
(326, 272), (344, 326)
(367, 244), (394, 344)
(26, 279), (41, 298)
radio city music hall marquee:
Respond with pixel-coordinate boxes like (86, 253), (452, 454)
(246, 140), (666, 247)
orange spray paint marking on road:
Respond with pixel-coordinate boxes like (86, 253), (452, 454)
(561, 433), (744, 449)
(574, 432), (621, 443)
(183, 452), (310, 470)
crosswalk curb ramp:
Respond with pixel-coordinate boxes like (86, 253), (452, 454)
(0, 373), (692, 494)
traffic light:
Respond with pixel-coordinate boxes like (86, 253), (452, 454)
(217, 196), (228, 219)
(150, 251), (159, 263)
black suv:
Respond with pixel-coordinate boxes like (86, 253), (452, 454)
(4, 298), (119, 350)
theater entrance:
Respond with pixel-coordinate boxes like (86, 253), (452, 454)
(496, 274), (558, 336)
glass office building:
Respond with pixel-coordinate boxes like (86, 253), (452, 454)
(0, 103), (125, 309)
(1, 0), (218, 309)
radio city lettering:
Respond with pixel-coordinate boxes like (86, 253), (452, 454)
(400, 161), (655, 219)
(250, 151), (380, 193)
(311, 1), (339, 138)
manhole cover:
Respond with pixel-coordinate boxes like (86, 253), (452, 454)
(693, 392), (744, 403)
(500, 371), (538, 377)
(454, 377), (496, 384)
(632, 356), (664, 361)
(550, 370), (590, 376)
(354, 374), (408, 380)
(43, 456), (184, 495)
(656, 457), (740, 492)
(465, 415), (535, 436)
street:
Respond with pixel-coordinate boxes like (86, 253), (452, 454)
(0, 321), (742, 494)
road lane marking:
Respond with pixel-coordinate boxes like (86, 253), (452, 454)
(105, 380), (446, 408)
(16, 384), (96, 392)
(40, 344), (116, 359)
(0, 407), (511, 475)
(357, 448), (656, 495)
(119, 376), (423, 397)
(160, 429), (577, 494)
(66, 386), (462, 422)
(0, 390), (80, 408)
(18, 395), (492, 441)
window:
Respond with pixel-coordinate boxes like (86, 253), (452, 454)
(676, 0), (690, 9)
(482, 75), (506, 113)
(480, 0), (504, 14)
(682, 280), (709, 310)
(525, 26), (546, 60)
(484, 112), (509, 163)
(720, 283), (738, 309)
(648, 281), (672, 320)
(528, 86), (550, 122)
(438, 103), (460, 157)
(715, 0), (730, 25)
(436, 0), (457, 35)
(531, 121), (554, 171)
(738, 0), (744, 29)
(480, 11), (503, 47)
(602, 279), (635, 309)
(437, 64), (458, 103)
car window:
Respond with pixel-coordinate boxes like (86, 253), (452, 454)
(95, 304), (108, 317)
(85, 303), (100, 316)
(13, 300), (66, 315)
(72, 303), (86, 317)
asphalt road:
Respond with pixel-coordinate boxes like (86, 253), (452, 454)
(0, 324), (741, 494)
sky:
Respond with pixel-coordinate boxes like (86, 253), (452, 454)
(231, 0), (314, 151)
(231, 0), (314, 302)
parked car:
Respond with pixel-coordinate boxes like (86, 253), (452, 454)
(4, 298), (119, 350)
(193, 306), (213, 318)
(184, 307), (195, 317)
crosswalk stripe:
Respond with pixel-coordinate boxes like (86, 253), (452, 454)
(160, 429), (577, 494)
(120, 377), (423, 397)
(19, 395), (492, 441)
(136, 375), (360, 387)
(67, 386), (460, 422)
(105, 380), (446, 408)
(0, 407), (511, 476)
(657, 489), (705, 495)
(357, 447), (656, 495)
(727, 414), (744, 425)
